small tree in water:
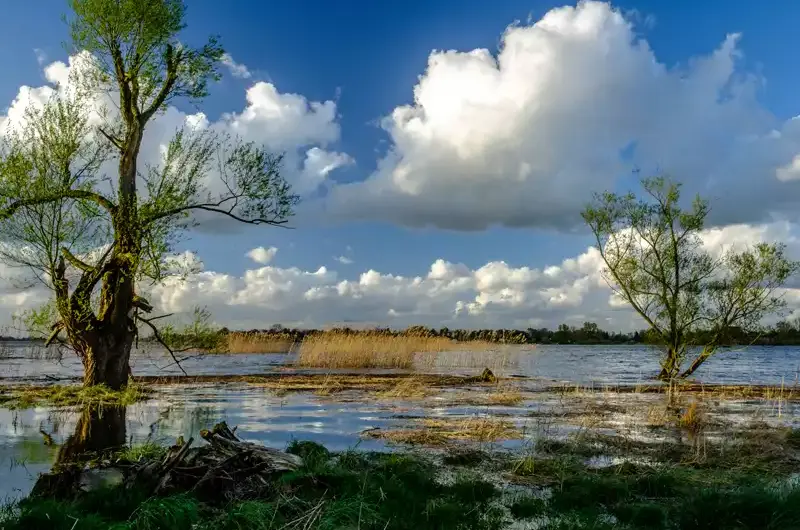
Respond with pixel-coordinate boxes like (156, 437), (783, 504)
(0, 0), (298, 389)
(582, 176), (798, 382)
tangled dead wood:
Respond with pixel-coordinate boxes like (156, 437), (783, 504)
(32, 422), (303, 502)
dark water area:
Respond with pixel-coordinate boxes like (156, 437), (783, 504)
(2, 342), (800, 385)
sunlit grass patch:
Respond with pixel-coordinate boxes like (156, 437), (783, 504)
(312, 374), (345, 396)
(374, 377), (430, 399)
(295, 332), (455, 369)
(294, 331), (508, 369)
(415, 346), (523, 373)
(365, 416), (523, 446)
(484, 382), (525, 406)
(0, 383), (151, 409)
(116, 441), (168, 463)
(677, 400), (706, 436)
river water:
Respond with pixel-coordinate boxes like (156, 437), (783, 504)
(2, 342), (800, 385)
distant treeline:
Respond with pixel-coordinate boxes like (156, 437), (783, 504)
(7, 319), (800, 346)
(218, 320), (800, 346)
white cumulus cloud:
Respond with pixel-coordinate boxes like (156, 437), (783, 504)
(247, 246), (279, 265)
(0, 222), (799, 333)
(139, 222), (800, 331)
(326, 1), (800, 231)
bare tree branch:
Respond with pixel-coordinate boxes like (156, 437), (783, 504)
(134, 313), (188, 376)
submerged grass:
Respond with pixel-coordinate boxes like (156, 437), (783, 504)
(551, 381), (800, 401)
(249, 373), (476, 396)
(0, 383), (151, 409)
(373, 377), (431, 399)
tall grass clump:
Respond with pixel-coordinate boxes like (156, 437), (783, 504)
(224, 332), (297, 354)
(295, 330), (515, 369)
(416, 345), (524, 373)
(296, 332), (454, 369)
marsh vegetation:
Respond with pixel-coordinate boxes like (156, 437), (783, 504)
(2, 378), (800, 529)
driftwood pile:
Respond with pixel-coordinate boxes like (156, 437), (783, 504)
(33, 422), (304, 502)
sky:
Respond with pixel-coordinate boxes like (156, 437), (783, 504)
(2, 0), (800, 331)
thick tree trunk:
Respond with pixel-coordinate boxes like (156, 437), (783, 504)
(657, 348), (680, 382)
(79, 330), (135, 390)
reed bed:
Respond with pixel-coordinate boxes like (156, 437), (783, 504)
(374, 377), (431, 399)
(415, 345), (524, 373)
(225, 332), (297, 354)
(295, 332), (493, 369)
(485, 386), (525, 406)
(365, 416), (523, 445)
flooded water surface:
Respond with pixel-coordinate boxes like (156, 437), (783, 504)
(2, 342), (800, 502)
(3, 342), (800, 385)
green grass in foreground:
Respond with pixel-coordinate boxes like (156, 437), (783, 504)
(3, 435), (800, 530)
(0, 384), (151, 409)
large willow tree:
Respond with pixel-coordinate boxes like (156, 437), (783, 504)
(0, 0), (297, 389)
(583, 177), (798, 382)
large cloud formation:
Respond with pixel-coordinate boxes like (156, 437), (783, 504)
(326, 1), (800, 230)
(1, 222), (798, 332)
(123, 222), (800, 330)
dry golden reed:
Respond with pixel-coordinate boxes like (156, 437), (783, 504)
(365, 416), (523, 445)
(374, 377), (430, 399)
(415, 346), (523, 373)
(295, 332), (486, 369)
(225, 332), (297, 354)
(678, 400), (706, 436)
(485, 387), (524, 406)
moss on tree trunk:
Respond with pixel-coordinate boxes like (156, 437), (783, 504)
(76, 328), (135, 390)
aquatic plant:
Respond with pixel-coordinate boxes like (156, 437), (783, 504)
(0, 383), (151, 409)
(365, 416), (523, 446)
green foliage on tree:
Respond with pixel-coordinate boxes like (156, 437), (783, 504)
(0, 0), (297, 388)
(582, 176), (799, 381)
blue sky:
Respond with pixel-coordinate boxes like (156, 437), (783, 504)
(2, 1), (800, 329)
